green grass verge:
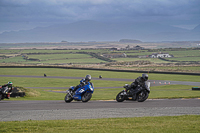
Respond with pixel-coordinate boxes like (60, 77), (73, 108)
(0, 68), (200, 100)
(5, 84), (200, 101)
(0, 115), (199, 133)
(0, 77), (127, 88)
(0, 68), (200, 82)
(149, 85), (200, 99)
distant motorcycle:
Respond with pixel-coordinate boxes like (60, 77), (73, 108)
(0, 86), (13, 101)
(116, 82), (150, 102)
(64, 82), (94, 103)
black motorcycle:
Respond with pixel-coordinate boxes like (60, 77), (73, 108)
(116, 82), (150, 102)
(0, 86), (12, 101)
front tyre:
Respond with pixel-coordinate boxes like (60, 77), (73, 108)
(137, 90), (149, 102)
(82, 92), (92, 102)
(0, 94), (4, 101)
(64, 93), (73, 103)
(116, 91), (125, 102)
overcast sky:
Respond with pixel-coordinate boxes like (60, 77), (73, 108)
(0, 0), (200, 33)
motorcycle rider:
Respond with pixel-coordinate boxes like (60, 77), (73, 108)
(73, 75), (92, 92)
(0, 81), (13, 99)
(128, 74), (148, 100)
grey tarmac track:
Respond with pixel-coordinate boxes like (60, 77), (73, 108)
(0, 75), (200, 121)
(0, 99), (200, 121)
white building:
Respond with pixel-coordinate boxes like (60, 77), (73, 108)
(150, 53), (172, 58)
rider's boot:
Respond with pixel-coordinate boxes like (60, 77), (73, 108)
(73, 85), (79, 92)
(132, 88), (139, 100)
(132, 93), (137, 100)
(5, 93), (10, 99)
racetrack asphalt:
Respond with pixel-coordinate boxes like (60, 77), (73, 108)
(0, 99), (200, 121)
(0, 75), (200, 121)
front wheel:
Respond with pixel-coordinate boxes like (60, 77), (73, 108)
(137, 90), (149, 102)
(82, 92), (92, 102)
(64, 93), (73, 103)
(0, 94), (4, 101)
(116, 91), (125, 102)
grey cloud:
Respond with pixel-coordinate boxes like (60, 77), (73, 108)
(0, 0), (199, 32)
(1, 0), (199, 18)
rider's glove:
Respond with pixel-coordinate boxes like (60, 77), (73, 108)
(80, 79), (86, 85)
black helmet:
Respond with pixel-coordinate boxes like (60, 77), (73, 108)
(85, 75), (91, 81)
(142, 74), (148, 81)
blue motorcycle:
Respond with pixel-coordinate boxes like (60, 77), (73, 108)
(64, 82), (94, 103)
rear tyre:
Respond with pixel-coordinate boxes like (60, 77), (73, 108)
(116, 91), (125, 102)
(137, 90), (149, 102)
(64, 93), (73, 103)
(0, 94), (2, 101)
(82, 93), (92, 102)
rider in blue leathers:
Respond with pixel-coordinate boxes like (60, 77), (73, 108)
(73, 75), (93, 92)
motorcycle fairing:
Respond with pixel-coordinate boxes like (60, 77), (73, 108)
(73, 83), (94, 101)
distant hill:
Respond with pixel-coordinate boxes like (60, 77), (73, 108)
(119, 39), (142, 43)
(192, 24), (200, 32)
(0, 20), (199, 43)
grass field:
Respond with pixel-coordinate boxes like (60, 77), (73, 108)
(27, 54), (92, 60)
(167, 57), (200, 62)
(113, 57), (170, 63)
(0, 68), (200, 133)
(0, 49), (21, 53)
(21, 58), (106, 64)
(20, 49), (111, 54)
(1, 48), (200, 74)
(0, 53), (107, 64)
(117, 49), (200, 57)
(4, 84), (200, 101)
(0, 115), (199, 133)
(0, 68), (200, 81)
(112, 66), (200, 72)
(1, 48), (200, 66)
(1, 47), (200, 132)
(0, 68), (200, 101)
(0, 56), (25, 63)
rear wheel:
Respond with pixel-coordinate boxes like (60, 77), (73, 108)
(0, 94), (2, 101)
(137, 90), (149, 102)
(116, 91), (125, 102)
(64, 93), (73, 103)
(82, 92), (92, 102)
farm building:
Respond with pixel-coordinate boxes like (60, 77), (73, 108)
(150, 53), (172, 58)
(109, 47), (120, 51)
(133, 45), (145, 50)
(125, 45), (144, 50)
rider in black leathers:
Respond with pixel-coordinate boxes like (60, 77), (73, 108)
(128, 74), (148, 100)
(0, 81), (13, 99)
